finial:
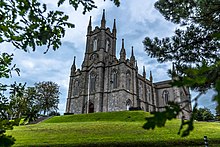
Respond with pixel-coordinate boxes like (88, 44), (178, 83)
(135, 60), (138, 70)
(113, 19), (116, 29)
(131, 46), (134, 56)
(87, 16), (92, 34)
(122, 39), (124, 49)
(143, 66), (146, 77)
(120, 39), (126, 61)
(150, 70), (153, 82)
(113, 19), (116, 37)
(73, 56), (76, 64)
(101, 9), (106, 28)
(89, 16), (92, 26)
(71, 56), (76, 76)
(130, 46), (135, 66)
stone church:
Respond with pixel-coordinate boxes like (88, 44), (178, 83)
(65, 10), (192, 118)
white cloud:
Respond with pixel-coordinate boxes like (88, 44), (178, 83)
(1, 0), (215, 114)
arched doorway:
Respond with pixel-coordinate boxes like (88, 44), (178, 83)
(126, 99), (132, 110)
(89, 102), (94, 113)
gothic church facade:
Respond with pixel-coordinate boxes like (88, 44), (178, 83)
(65, 11), (191, 118)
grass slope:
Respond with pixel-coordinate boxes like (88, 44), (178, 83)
(43, 111), (149, 123)
(7, 111), (220, 147)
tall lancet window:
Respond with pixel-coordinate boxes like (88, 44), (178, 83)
(162, 90), (169, 104)
(139, 82), (143, 98)
(93, 39), (98, 51)
(126, 71), (131, 91)
(112, 70), (118, 89)
(90, 73), (96, 92)
(147, 88), (151, 102)
(106, 39), (110, 52)
(73, 80), (79, 96)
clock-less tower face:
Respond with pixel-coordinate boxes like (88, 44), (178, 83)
(90, 53), (99, 63)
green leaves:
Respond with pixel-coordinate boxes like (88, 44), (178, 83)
(0, 0), (75, 53)
(0, 53), (19, 79)
(144, 0), (220, 137)
(143, 102), (181, 131)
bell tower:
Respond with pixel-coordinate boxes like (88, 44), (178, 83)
(82, 10), (117, 68)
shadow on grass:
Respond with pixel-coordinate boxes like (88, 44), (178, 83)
(16, 139), (220, 147)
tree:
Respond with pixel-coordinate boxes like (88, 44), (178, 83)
(21, 87), (40, 123)
(143, 0), (220, 136)
(0, 82), (24, 146)
(35, 81), (60, 115)
(215, 106), (220, 121)
(0, 0), (120, 146)
(194, 107), (214, 121)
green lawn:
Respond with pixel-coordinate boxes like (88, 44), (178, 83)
(7, 111), (220, 146)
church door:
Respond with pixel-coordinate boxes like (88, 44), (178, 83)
(89, 102), (94, 113)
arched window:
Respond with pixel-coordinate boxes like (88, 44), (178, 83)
(93, 39), (98, 51)
(139, 82), (143, 98)
(73, 80), (79, 96)
(146, 88), (151, 102)
(105, 39), (110, 52)
(126, 71), (131, 91)
(112, 70), (118, 89)
(90, 73), (96, 92)
(162, 90), (169, 104)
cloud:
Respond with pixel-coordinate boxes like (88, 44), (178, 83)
(1, 0), (216, 114)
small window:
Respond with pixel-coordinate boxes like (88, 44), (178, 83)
(73, 80), (79, 96)
(106, 39), (111, 52)
(93, 39), (98, 51)
(146, 88), (151, 102)
(112, 70), (118, 89)
(139, 82), (143, 98)
(90, 73), (96, 92)
(126, 71), (131, 91)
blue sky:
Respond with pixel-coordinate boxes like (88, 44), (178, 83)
(1, 0), (216, 114)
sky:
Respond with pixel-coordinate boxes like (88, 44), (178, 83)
(1, 0), (217, 114)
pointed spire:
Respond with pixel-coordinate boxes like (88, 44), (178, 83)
(135, 60), (138, 70)
(101, 9), (106, 29)
(143, 66), (146, 78)
(130, 46), (135, 66)
(131, 46), (134, 56)
(72, 56), (76, 69)
(122, 38), (124, 49)
(87, 16), (92, 34)
(71, 56), (76, 76)
(120, 39), (126, 61)
(150, 71), (153, 82)
(112, 19), (116, 37)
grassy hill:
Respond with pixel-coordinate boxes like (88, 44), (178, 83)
(43, 111), (149, 123)
(7, 111), (220, 146)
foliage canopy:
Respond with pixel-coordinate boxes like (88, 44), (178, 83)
(0, 0), (120, 146)
(143, 0), (220, 136)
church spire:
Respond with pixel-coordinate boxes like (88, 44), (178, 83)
(143, 66), (146, 78)
(112, 19), (116, 37)
(120, 39), (126, 61)
(87, 16), (92, 34)
(101, 9), (106, 29)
